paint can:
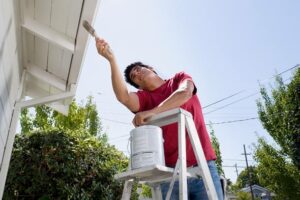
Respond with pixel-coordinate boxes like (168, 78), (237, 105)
(130, 125), (165, 169)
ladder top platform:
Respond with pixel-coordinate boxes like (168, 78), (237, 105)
(114, 165), (175, 183)
(145, 108), (192, 127)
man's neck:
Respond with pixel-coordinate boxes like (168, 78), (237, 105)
(144, 76), (165, 91)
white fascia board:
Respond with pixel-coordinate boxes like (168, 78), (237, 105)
(21, 18), (75, 54)
(0, 70), (25, 199)
(67, 0), (100, 87)
(48, 103), (70, 115)
(26, 63), (67, 91)
(17, 91), (75, 109)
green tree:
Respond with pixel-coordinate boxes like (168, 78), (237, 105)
(5, 97), (138, 199)
(20, 107), (33, 134)
(236, 191), (252, 200)
(4, 130), (128, 199)
(255, 67), (300, 199)
(33, 104), (53, 130)
(254, 138), (300, 199)
(257, 67), (300, 167)
(209, 124), (224, 175)
(20, 96), (105, 139)
(84, 96), (101, 136)
(235, 166), (260, 189)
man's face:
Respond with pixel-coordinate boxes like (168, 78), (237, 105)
(129, 66), (155, 89)
(129, 66), (142, 83)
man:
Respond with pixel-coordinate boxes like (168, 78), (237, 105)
(95, 38), (224, 200)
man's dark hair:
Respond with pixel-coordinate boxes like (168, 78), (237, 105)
(124, 62), (155, 89)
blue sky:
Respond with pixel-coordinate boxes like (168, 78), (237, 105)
(76, 0), (300, 182)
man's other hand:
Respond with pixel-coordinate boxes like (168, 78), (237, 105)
(132, 110), (155, 127)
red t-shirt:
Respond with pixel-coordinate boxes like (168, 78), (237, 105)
(136, 72), (216, 167)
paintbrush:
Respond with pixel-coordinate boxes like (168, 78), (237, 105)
(82, 20), (112, 54)
(82, 20), (98, 38)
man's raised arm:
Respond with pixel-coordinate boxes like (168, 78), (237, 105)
(95, 38), (139, 112)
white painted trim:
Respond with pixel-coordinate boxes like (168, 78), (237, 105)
(0, 70), (26, 199)
(16, 84), (76, 109)
(21, 18), (75, 53)
(67, 0), (100, 86)
(0, 0), (100, 198)
(185, 115), (218, 199)
(26, 63), (67, 91)
(0, 73), (74, 198)
(0, 106), (21, 199)
(20, 0), (29, 79)
(178, 113), (188, 200)
(48, 104), (69, 116)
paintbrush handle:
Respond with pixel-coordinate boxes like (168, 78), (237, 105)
(93, 32), (99, 39)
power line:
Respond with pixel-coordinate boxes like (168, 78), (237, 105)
(102, 116), (259, 129)
(278, 64), (299, 76)
(101, 65), (299, 141)
(223, 158), (255, 162)
(203, 90), (245, 109)
(101, 117), (132, 126)
(260, 64), (300, 82)
(108, 117), (259, 141)
(202, 64), (298, 115)
(203, 75), (293, 116)
(204, 92), (259, 115)
(98, 65), (298, 123)
(222, 165), (246, 168)
(105, 108), (291, 141)
(207, 117), (258, 125)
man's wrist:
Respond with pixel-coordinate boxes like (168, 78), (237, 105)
(152, 107), (161, 115)
(109, 58), (117, 65)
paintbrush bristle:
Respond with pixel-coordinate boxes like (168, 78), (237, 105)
(82, 20), (95, 36)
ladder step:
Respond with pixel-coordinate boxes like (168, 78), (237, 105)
(115, 165), (174, 183)
(115, 164), (197, 183)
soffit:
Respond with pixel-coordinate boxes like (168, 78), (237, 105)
(20, 0), (99, 114)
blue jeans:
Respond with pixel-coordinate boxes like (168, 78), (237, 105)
(161, 160), (224, 200)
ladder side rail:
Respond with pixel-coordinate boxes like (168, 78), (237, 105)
(151, 184), (163, 200)
(146, 108), (190, 127)
(121, 180), (134, 200)
(185, 115), (218, 200)
(166, 161), (180, 200)
(120, 108), (216, 199)
(178, 113), (188, 200)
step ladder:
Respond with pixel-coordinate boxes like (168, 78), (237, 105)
(114, 108), (218, 200)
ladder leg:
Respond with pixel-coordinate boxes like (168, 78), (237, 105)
(151, 184), (163, 200)
(178, 113), (188, 200)
(121, 179), (134, 200)
(166, 161), (180, 200)
(185, 116), (218, 200)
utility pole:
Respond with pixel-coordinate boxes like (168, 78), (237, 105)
(242, 144), (254, 200)
(234, 163), (239, 178)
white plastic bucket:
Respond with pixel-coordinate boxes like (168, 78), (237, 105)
(130, 125), (165, 169)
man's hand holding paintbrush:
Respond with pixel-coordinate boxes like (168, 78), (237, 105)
(95, 38), (115, 62)
(82, 20), (114, 62)
(83, 20), (126, 100)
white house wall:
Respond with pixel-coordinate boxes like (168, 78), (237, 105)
(0, 0), (23, 195)
(0, 0), (100, 198)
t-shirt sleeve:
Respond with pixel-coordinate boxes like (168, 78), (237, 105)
(174, 71), (197, 95)
(135, 90), (150, 112)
